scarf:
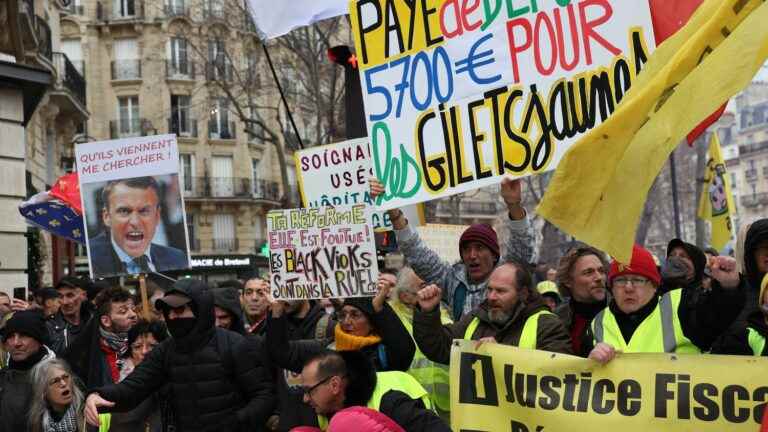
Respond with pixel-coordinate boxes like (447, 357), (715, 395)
(99, 326), (129, 357)
(43, 405), (78, 432)
(8, 346), (47, 371)
(333, 325), (381, 351)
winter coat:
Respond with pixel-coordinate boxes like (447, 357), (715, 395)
(588, 279), (745, 353)
(95, 280), (274, 432)
(46, 302), (93, 355)
(266, 302), (414, 374)
(413, 298), (573, 365)
(664, 239), (708, 293)
(745, 219), (768, 291)
(712, 309), (768, 355)
(554, 299), (607, 357)
(328, 406), (405, 432)
(268, 303), (336, 431)
(395, 215), (534, 320)
(0, 346), (55, 432)
(212, 287), (247, 335)
(62, 316), (120, 390)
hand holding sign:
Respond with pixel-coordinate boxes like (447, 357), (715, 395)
(588, 342), (618, 364)
(417, 284), (442, 312)
(709, 255), (740, 289)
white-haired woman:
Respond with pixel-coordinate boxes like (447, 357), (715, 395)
(28, 358), (91, 432)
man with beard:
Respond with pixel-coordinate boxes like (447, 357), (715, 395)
(84, 279), (274, 432)
(64, 286), (138, 388)
(242, 277), (271, 334)
(0, 310), (56, 432)
(47, 276), (94, 354)
(413, 261), (572, 365)
(554, 245), (609, 356)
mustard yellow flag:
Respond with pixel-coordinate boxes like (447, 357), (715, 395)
(697, 134), (735, 251)
(537, 0), (768, 263)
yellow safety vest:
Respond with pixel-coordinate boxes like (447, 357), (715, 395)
(747, 328), (766, 356)
(390, 301), (451, 413)
(463, 310), (553, 349)
(317, 371), (431, 430)
(98, 413), (111, 432)
(591, 288), (700, 354)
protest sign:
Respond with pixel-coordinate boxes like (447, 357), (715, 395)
(294, 138), (423, 230)
(450, 340), (767, 431)
(416, 223), (468, 264)
(75, 134), (191, 278)
(266, 204), (379, 300)
(348, 0), (656, 210)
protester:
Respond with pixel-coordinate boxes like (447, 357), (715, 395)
(327, 406), (405, 432)
(38, 288), (62, 318)
(536, 280), (562, 311)
(28, 358), (88, 432)
(47, 276), (95, 354)
(553, 245), (609, 356)
(0, 292), (11, 322)
(664, 238), (707, 292)
(370, 177), (534, 320)
(745, 218), (768, 296)
(85, 279), (274, 431)
(714, 272), (768, 356)
(266, 297), (336, 431)
(213, 286), (247, 334)
(588, 244), (745, 363)
(414, 261), (572, 365)
(300, 350), (449, 431)
(546, 267), (557, 282)
(0, 310), (56, 432)
(63, 286), (138, 389)
(389, 267), (451, 420)
(242, 277), (271, 334)
(110, 319), (168, 432)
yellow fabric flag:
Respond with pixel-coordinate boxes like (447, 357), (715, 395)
(697, 134), (735, 251)
(536, 0), (768, 263)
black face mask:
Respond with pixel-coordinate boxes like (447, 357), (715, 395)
(166, 317), (196, 339)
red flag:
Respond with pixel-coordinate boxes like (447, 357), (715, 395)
(49, 172), (82, 215)
(648, 0), (726, 145)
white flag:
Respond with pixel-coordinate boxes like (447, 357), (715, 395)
(248, 0), (348, 39)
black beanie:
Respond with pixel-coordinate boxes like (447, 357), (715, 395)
(343, 297), (376, 320)
(2, 310), (49, 345)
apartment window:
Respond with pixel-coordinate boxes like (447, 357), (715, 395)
(186, 213), (197, 250)
(61, 39), (83, 75)
(179, 153), (194, 194)
(112, 38), (140, 80)
(731, 173), (737, 189)
(114, 0), (137, 18)
(118, 96), (140, 137)
(207, 39), (229, 80)
(168, 37), (189, 76)
(205, 0), (223, 18)
(251, 158), (260, 182)
(166, 0), (185, 15)
(212, 214), (236, 251)
(211, 155), (234, 197)
(170, 94), (191, 136)
(209, 98), (232, 139)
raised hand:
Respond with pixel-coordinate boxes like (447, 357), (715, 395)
(709, 255), (740, 289)
(417, 284), (442, 313)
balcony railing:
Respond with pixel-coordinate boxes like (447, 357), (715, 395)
(64, 4), (85, 14)
(36, 16), (52, 62)
(205, 61), (233, 81)
(168, 116), (198, 138)
(208, 120), (236, 140)
(109, 118), (147, 139)
(111, 60), (142, 80)
(184, 177), (280, 201)
(53, 53), (86, 105)
(164, 2), (189, 18)
(212, 238), (238, 252)
(741, 192), (768, 208)
(109, 0), (144, 20)
(165, 60), (195, 78)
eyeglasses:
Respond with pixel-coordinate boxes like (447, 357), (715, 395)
(613, 277), (651, 287)
(338, 310), (365, 322)
(301, 375), (334, 397)
(48, 374), (71, 387)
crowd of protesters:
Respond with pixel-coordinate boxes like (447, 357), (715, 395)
(0, 178), (766, 431)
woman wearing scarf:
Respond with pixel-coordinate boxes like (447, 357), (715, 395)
(266, 279), (415, 431)
(28, 358), (100, 432)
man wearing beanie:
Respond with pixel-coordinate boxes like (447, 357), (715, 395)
(0, 310), (56, 432)
(588, 245), (745, 363)
(371, 177), (534, 320)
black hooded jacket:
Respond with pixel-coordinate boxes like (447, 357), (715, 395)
(95, 280), (274, 432)
(212, 287), (246, 335)
(745, 219), (768, 291)
(333, 351), (450, 432)
(664, 239), (707, 293)
(713, 309), (768, 356)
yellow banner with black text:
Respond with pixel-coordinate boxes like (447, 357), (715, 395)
(450, 340), (767, 431)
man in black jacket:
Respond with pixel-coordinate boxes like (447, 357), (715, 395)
(299, 350), (449, 431)
(46, 276), (94, 354)
(0, 310), (56, 432)
(85, 279), (274, 432)
(212, 286), (247, 334)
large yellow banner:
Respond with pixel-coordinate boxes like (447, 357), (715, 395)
(450, 340), (767, 431)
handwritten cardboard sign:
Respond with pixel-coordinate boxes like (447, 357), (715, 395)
(267, 204), (379, 300)
(75, 135), (191, 278)
(349, 0), (656, 210)
(294, 138), (423, 230)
